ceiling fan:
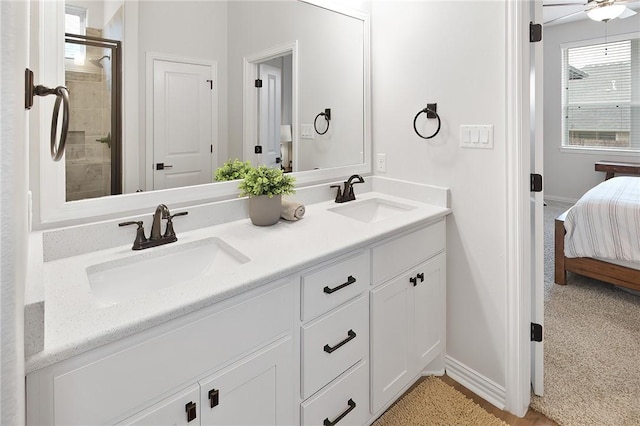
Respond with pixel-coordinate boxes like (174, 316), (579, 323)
(544, 0), (638, 25)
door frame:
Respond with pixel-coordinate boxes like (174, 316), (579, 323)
(505, 0), (542, 417)
(145, 52), (218, 191)
(243, 41), (298, 168)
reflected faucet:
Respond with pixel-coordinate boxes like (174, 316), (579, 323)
(119, 204), (188, 250)
(331, 175), (365, 203)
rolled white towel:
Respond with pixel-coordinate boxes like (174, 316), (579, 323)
(281, 199), (305, 221)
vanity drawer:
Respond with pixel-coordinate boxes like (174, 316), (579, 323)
(301, 295), (368, 399)
(301, 360), (369, 426)
(372, 219), (445, 286)
(301, 251), (369, 322)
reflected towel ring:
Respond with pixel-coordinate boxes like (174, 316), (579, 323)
(314, 108), (331, 135)
(413, 106), (441, 139)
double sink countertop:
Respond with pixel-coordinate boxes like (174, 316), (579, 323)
(25, 183), (451, 374)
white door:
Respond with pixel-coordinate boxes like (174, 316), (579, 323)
(153, 60), (213, 190)
(199, 338), (293, 426)
(530, 0), (545, 397)
(257, 63), (281, 169)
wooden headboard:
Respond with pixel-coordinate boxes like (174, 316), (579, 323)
(594, 161), (640, 180)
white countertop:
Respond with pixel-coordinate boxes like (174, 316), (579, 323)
(25, 191), (450, 373)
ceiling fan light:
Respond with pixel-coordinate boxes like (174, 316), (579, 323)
(587, 4), (626, 21)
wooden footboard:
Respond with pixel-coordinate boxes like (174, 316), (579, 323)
(554, 209), (640, 291)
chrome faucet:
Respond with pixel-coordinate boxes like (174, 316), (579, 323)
(331, 174), (365, 203)
(119, 204), (188, 250)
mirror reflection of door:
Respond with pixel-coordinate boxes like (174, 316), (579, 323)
(151, 59), (214, 191)
(250, 53), (293, 171)
(258, 62), (282, 169)
(64, 3), (122, 202)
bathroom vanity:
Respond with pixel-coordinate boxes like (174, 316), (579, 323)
(25, 183), (450, 425)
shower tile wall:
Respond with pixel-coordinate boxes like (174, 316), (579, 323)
(65, 27), (111, 202)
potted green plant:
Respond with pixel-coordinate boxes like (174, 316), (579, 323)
(214, 159), (252, 182)
(239, 165), (295, 226)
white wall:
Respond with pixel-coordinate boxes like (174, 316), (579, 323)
(372, 0), (508, 391)
(543, 16), (640, 202)
(0, 1), (29, 423)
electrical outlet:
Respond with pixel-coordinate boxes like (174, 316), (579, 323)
(377, 153), (387, 172)
(301, 124), (314, 139)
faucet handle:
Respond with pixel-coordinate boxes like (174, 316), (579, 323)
(330, 185), (343, 203)
(164, 211), (188, 239)
(119, 221), (148, 249)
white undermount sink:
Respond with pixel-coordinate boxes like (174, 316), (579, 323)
(328, 197), (416, 223)
(87, 237), (250, 305)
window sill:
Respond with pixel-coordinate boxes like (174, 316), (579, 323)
(558, 146), (640, 156)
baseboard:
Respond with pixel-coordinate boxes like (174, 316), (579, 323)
(445, 355), (506, 410)
(544, 194), (578, 204)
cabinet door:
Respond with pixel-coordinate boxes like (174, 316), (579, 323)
(413, 254), (445, 371)
(199, 338), (293, 426)
(370, 271), (414, 414)
(116, 384), (200, 426)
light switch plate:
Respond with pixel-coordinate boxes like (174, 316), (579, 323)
(460, 125), (493, 149)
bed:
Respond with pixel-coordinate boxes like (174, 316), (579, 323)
(555, 162), (640, 292)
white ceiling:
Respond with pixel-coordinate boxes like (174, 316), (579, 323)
(543, 0), (640, 26)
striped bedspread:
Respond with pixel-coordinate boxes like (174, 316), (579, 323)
(564, 176), (640, 262)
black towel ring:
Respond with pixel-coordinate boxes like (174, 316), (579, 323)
(413, 107), (441, 139)
(314, 108), (331, 135)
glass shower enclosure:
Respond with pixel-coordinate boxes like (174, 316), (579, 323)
(64, 33), (122, 201)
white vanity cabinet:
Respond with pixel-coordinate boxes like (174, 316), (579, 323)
(27, 209), (449, 426)
(370, 220), (446, 414)
(26, 281), (295, 426)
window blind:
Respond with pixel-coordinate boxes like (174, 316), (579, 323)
(562, 39), (639, 150)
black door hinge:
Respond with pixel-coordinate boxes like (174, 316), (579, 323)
(530, 173), (543, 192)
(531, 322), (543, 342)
(255, 79), (262, 88)
(530, 22), (542, 43)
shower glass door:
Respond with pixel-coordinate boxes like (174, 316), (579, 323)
(64, 32), (122, 201)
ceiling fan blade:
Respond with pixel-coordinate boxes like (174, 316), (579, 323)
(544, 9), (585, 24)
(543, 2), (586, 6)
(619, 7), (637, 17)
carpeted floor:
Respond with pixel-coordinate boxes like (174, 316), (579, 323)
(373, 376), (509, 426)
(530, 200), (640, 426)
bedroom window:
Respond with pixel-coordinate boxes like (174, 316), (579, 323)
(561, 37), (639, 151)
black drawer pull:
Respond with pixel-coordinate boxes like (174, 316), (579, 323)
(208, 388), (219, 408)
(417, 272), (425, 283)
(323, 398), (356, 426)
(410, 276), (417, 286)
(324, 329), (356, 354)
(324, 275), (356, 294)
(185, 401), (197, 422)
